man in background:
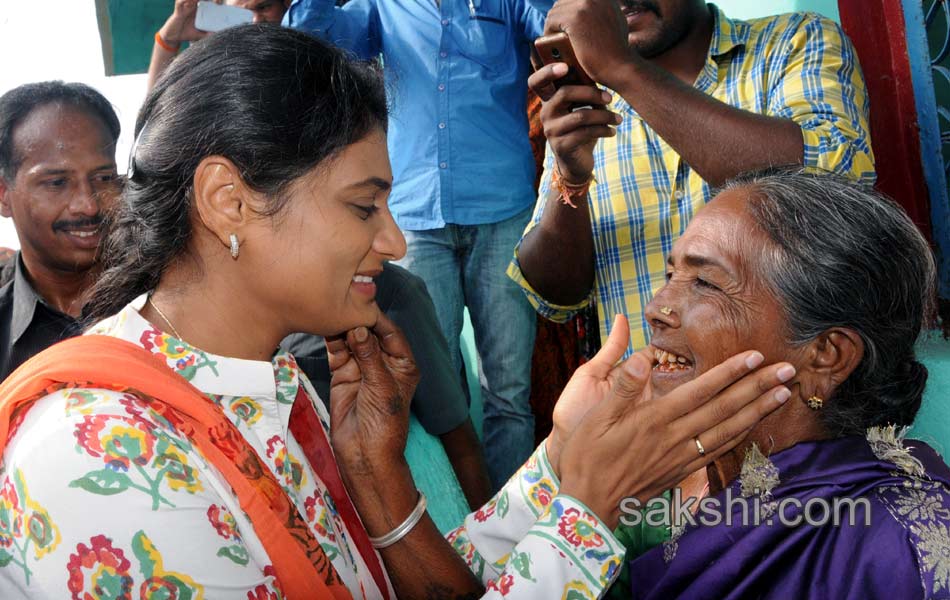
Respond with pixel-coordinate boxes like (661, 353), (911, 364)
(0, 81), (121, 380)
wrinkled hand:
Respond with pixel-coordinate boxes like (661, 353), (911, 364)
(543, 0), (631, 89)
(558, 349), (795, 529)
(159, 0), (217, 45)
(327, 314), (419, 483)
(547, 315), (644, 473)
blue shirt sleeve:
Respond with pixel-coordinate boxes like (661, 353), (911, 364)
(284, 0), (382, 59)
(516, 0), (553, 42)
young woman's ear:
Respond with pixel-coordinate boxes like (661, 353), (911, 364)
(192, 156), (253, 251)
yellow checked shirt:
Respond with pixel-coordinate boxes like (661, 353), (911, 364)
(508, 4), (875, 354)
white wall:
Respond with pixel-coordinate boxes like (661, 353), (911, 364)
(0, 0), (147, 250)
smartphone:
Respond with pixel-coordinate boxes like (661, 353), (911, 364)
(533, 33), (603, 111)
(195, 1), (254, 33)
(533, 33), (598, 88)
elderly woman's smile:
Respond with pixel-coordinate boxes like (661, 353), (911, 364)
(644, 188), (794, 400)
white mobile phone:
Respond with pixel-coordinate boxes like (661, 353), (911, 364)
(195, 1), (254, 32)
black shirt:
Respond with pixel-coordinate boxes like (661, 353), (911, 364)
(0, 253), (82, 382)
(281, 263), (470, 436)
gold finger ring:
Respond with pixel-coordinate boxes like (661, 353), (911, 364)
(660, 306), (672, 315)
(694, 437), (706, 456)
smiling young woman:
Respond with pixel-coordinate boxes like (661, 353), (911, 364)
(2, 25), (403, 599)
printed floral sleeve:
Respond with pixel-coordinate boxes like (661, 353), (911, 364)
(0, 388), (284, 599)
(447, 442), (625, 598)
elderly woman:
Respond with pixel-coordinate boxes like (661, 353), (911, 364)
(339, 167), (950, 599)
(0, 25), (789, 599)
(620, 168), (950, 598)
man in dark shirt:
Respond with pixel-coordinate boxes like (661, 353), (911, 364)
(0, 82), (121, 381)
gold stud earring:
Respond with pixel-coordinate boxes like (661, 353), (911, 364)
(806, 396), (823, 410)
(660, 306), (673, 315)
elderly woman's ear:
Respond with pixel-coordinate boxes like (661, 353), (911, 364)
(796, 328), (865, 403)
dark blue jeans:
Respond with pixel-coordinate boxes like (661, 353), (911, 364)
(397, 207), (537, 489)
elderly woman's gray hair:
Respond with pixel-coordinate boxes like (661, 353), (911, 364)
(722, 167), (936, 436)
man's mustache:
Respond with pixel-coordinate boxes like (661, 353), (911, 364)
(619, 0), (661, 16)
(52, 216), (103, 232)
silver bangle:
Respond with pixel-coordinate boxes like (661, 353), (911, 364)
(368, 491), (427, 549)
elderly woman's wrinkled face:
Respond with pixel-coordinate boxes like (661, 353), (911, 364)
(645, 188), (801, 399)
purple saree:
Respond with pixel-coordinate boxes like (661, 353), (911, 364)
(629, 429), (950, 599)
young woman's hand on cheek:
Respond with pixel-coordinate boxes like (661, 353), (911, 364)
(557, 350), (793, 529)
(547, 314), (647, 475)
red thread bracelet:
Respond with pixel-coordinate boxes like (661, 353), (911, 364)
(551, 165), (593, 209)
(154, 31), (180, 53)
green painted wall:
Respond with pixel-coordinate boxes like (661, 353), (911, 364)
(911, 334), (950, 452)
(97, 0), (174, 76)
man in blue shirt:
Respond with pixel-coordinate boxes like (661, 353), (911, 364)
(285, 0), (550, 488)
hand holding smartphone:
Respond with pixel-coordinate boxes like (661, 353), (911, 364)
(533, 33), (597, 86)
(195, 1), (254, 33)
(533, 33), (604, 111)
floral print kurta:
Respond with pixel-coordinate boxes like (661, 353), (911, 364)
(0, 299), (624, 599)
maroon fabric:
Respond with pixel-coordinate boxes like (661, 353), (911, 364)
(290, 389), (390, 599)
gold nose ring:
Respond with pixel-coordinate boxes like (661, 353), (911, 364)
(660, 306), (673, 315)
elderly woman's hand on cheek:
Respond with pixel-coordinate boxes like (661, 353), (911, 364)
(556, 343), (796, 530)
(327, 313), (420, 484)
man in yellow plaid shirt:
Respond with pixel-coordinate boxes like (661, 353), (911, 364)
(508, 0), (874, 355)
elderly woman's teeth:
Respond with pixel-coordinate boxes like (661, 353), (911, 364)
(653, 349), (690, 371)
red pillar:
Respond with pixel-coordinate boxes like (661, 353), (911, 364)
(838, 0), (933, 239)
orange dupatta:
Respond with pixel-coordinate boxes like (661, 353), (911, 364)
(0, 335), (352, 600)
